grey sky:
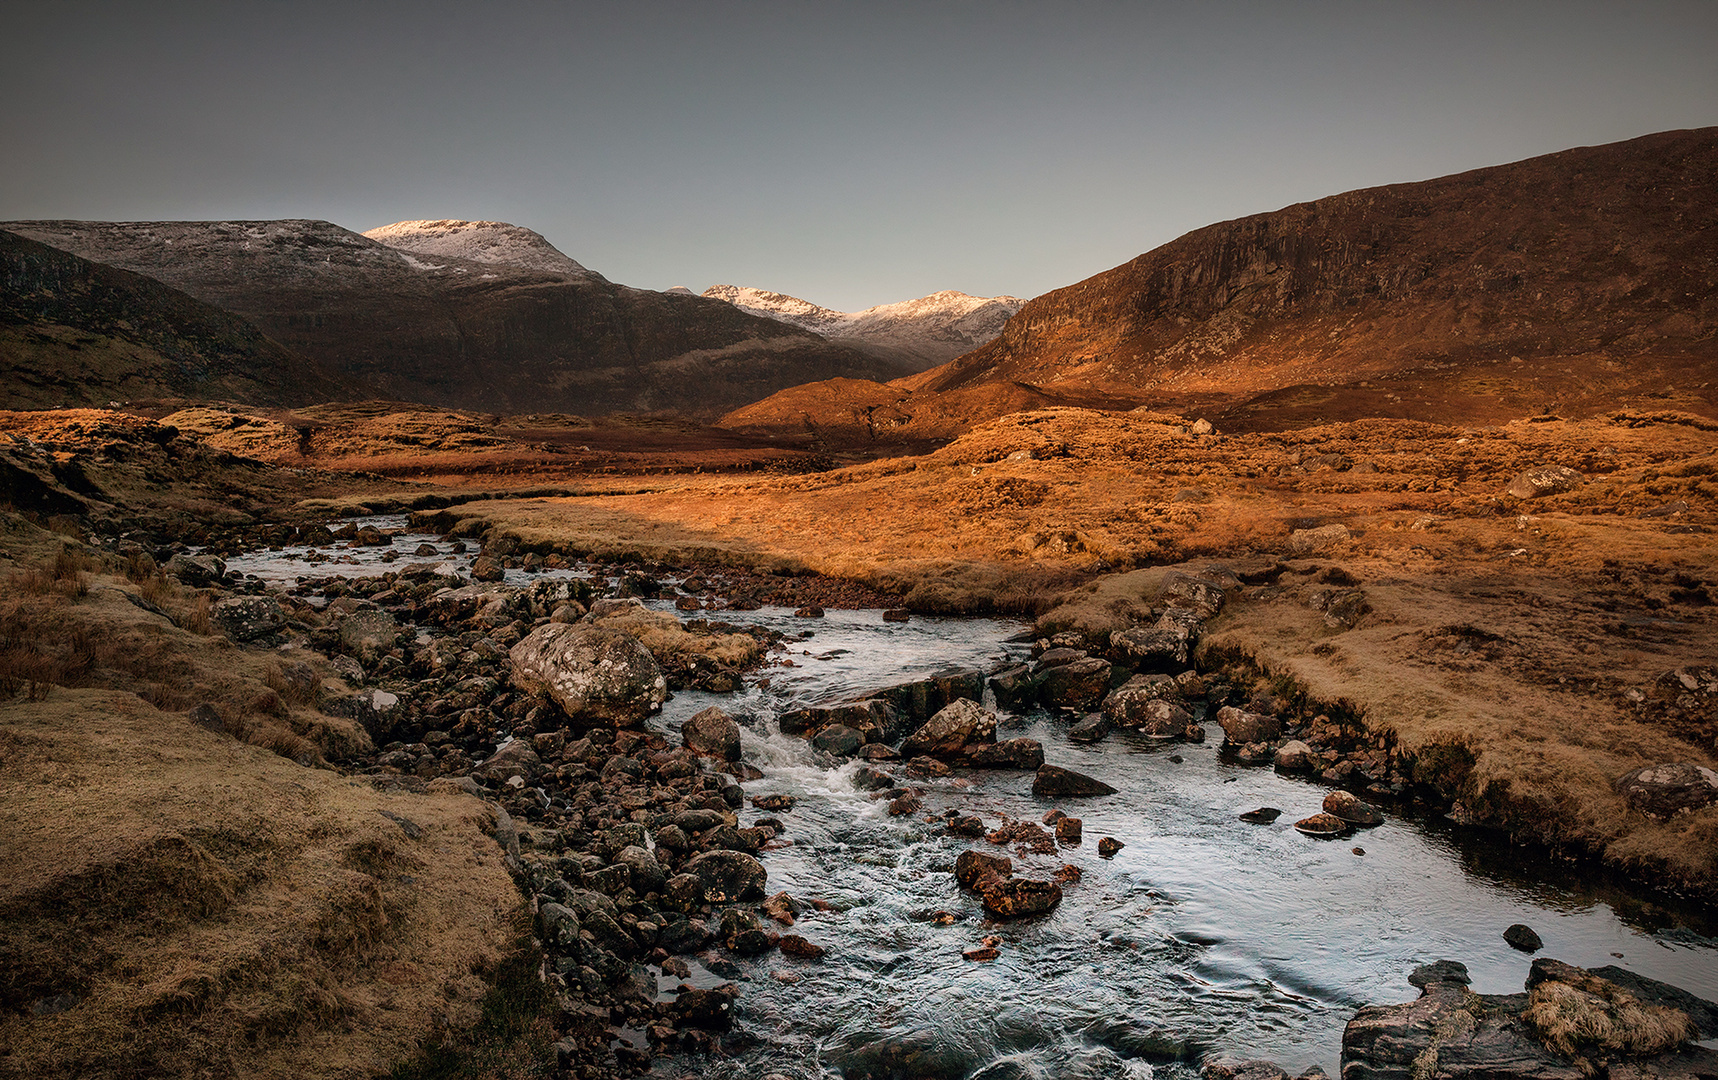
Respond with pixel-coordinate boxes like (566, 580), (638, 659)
(4, 1), (1715, 311)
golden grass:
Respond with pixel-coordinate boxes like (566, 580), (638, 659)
(1525, 973), (1694, 1060)
(0, 689), (518, 1080)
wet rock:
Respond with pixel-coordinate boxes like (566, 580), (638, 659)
(812, 724), (866, 758)
(978, 876), (1063, 918)
(1097, 837), (1123, 858)
(1324, 790), (1385, 826)
(472, 738), (541, 783)
(1203, 1060), (1291, 1080)
(1239, 807), (1282, 824)
(680, 850), (767, 902)
(211, 596), (286, 641)
(882, 608), (910, 622)
(1054, 817), (1082, 843)
(947, 815), (987, 837)
(954, 850), (1013, 888)
(963, 945), (999, 962)
(469, 554), (506, 582)
(1294, 812), (1347, 837)
(902, 698), (997, 759)
(1613, 762), (1718, 818)
(1038, 657), (1114, 713)
(751, 793), (795, 812)
(905, 756), (952, 778)
(961, 738), (1045, 770)
(988, 664), (1041, 708)
(1274, 740), (1317, 772)
(888, 792), (923, 816)
(617, 845), (667, 893)
(761, 891), (800, 925)
(1216, 705), (1282, 745)
(1068, 713), (1110, 743)
(1033, 764), (1116, 797)
(1506, 465), (1584, 499)
(671, 986), (737, 1030)
(509, 624), (668, 725)
(1504, 924), (1543, 953)
(779, 934), (825, 959)
(865, 670), (984, 724)
(682, 705), (742, 761)
(1110, 621), (1194, 672)
(793, 606), (824, 618)
(1104, 687), (1193, 737)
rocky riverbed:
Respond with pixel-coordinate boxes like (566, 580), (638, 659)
(115, 517), (1716, 1079)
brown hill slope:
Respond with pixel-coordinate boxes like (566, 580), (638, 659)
(1, 219), (904, 418)
(0, 230), (360, 408)
(729, 128), (1718, 441)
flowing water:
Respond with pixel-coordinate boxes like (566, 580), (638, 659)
(225, 520), (1718, 1079)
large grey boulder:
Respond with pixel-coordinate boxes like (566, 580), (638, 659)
(1103, 685), (1193, 737)
(1110, 621), (1194, 671)
(211, 596), (286, 641)
(509, 623), (667, 725)
(1159, 571), (1228, 619)
(901, 698), (996, 759)
(163, 552), (224, 586)
(1038, 657), (1113, 713)
(335, 608), (398, 663)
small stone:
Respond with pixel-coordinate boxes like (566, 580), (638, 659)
(1032, 764), (1117, 797)
(1239, 807), (1281, 824)
(963, 945), (1000, 962)
(1097, 837), (1123, 858)
(1054, 817), (1083, 843)
(1293, 812), (1347, 837)
(779, 934), (825, 959)
(882, 609), (911, 622)
(1323, 790), (1385, 826)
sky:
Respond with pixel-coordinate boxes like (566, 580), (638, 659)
(4, 1), (1715, 312)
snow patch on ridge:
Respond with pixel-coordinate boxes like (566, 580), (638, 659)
(363, 219), (590, 278)
(703, 284), (1024, 350)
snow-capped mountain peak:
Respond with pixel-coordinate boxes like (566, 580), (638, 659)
(701, 284), (1024, 369)
(362, 219), (590, 278)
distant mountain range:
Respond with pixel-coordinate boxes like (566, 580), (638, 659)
(727, 127), (1718, 442)
(703, 285), (1023, 371)
(1, 218), (903, 416)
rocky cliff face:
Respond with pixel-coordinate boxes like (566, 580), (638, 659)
(704, 284), (1024, 371)
(2, 219), (902, 417)
(0, 229), (359, 408)
(903, 127), (1718, 429)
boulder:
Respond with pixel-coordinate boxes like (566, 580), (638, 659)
(1104, 688), (1193, 737)
(961, 738), (1045, 770)
(1160, 571), (1227, 619)
(1504, 924), (1543, 953)
(954, 850), (1012, 888)
(864, 669), (984, 724)
(978, 876), (1063, 918)
(1032, 764), (1117, 797)
(1613, 762), (1718, 818)
(615, 845), (666, 894)
(1274, 740), (1317, 772)
(1068, 713), (1110, 743)
(682, 705), (742, 761)
(1506, 465), (1584, 499)
(469, 554), (506, 582)
(1216, 705), (1282, 744)
(901, 698), (997, 759)
(1324, 790), (1385, 826)
(335, 608), (398, 662)
(1038, 657), (1114, 713)
(1111, 622), (1194, 672)
(471, 738), (541, 783)
(680, 850), (767, 902)
(164, 552), (226, 586)
(1239, 807), (1282, 824)
(988, 664), (1041, 708)
(509, 624), (668, 725)
(1294, 812), (1346, 837)
(812, 724), (866, 758)
(211, 596), (286, 641)
(1097, 837), (1123, 858)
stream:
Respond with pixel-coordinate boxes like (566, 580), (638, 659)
(222, 520), (1718, 1080)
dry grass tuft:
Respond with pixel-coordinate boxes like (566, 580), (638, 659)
(1525, 973), (1694, 1060)
(595, 608), (762, 666)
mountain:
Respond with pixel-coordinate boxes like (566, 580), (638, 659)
(1, 219), (904, 417)
(360, 219), (591, 277)
(728, 127), (1718, 441)
(0, 229), (359, 409)
(703, 285), (1024, 371)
